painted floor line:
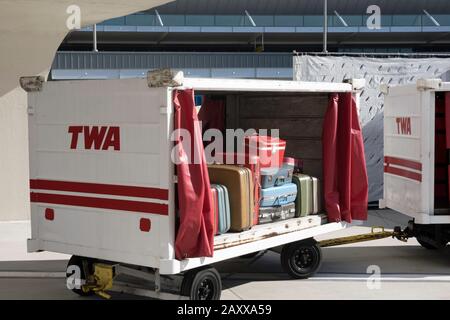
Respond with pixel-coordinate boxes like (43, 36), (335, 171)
(0, 271), (66, 278)
(221, 272), (450, 282)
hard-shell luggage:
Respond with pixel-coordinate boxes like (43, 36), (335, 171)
(292, 174), (321, 217)
(211, 184), (231, 235)
(258, 203), (296, 225)
(214, 152), (261, 225)
(284, 157), (303, 174)
(311, 176), (321, 214)
(260, 165), (294, 189)
(259, 183), (297, 207)
(210, 186), (219, 235)
(208, 165), (254, 232)
(292, 174), (312, 217)
(244, 135), (286, 168)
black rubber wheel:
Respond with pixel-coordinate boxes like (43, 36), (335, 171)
(416, 237), (447, 250)
(281, 240), (322, 279)
(66, 255), (95, 297)
(181, 267), (222, 300)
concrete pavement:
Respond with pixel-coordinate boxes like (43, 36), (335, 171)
(1, 210), (449, 300)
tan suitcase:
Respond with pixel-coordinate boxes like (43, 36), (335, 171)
(208, 165), (254, 232)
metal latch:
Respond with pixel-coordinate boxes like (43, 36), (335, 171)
(417, 79), (442, 91)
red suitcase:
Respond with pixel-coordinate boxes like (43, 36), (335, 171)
(244, 135), (286, 168)
(210, 187), (219, 235)
(215, 152), (261, 225)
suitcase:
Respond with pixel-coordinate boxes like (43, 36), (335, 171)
(311, 176), (321, 214)
(259, 183), (297, 207)
(260, 165), (294, 189)
(258, 203), (296, 225)
(244, 135), (286, 168)
(292, 174), (321, 217)
(292, 174), (312, 217)
(211, 184), (231, 234)
(284, 157), (303, 174)
(210, 186), (219, 235)
(214, 152), (261, 225)
(208, 165), (254, 232)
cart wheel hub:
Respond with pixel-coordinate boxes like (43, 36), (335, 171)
(198, 279), (214, 300)
(293, 248), (314, 269)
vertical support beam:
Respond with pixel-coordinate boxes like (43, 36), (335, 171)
(93, 24), (98, 52)
(323, 0), (328, 53)
(155, 269), (161, 294)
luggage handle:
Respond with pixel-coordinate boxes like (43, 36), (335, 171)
(277, 196), (288, 203)
(272, 214), (281, 221)
(275, 176), (285, 186)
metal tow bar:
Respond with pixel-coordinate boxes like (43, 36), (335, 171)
(318, 226), (410, 248)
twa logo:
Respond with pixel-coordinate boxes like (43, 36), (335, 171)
(396, 117), (412, 136)
(68, 126), (120, 151)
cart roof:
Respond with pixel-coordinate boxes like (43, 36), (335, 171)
(177, 77), (355, 93)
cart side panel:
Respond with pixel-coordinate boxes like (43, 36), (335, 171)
(383, 84), (431, 220)
(28, 79), (172, 267)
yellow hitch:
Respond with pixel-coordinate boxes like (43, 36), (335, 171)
(82, 263), (115, 299)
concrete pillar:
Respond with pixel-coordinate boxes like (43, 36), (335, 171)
(0, 88), (30, 220)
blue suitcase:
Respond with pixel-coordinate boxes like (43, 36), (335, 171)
(211, 184), (231, 234)
(260, 164), (294, 189)
(260, 183), (298, 207)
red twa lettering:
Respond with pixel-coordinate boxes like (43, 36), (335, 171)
(84, 126), (108, 150)
(68, 126), (83, 149)
(68, 126), (121, 151)
(395, 117), (411, 136)
(102, 127), (120, 151)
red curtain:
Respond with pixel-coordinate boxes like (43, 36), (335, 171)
(322, 93), (368, 223)
(198, 97), (226, 134)
(173, 89), (214, 260)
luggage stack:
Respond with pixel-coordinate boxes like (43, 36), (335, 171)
(207, 135), (323, 232)
(258, 158), (297, 224)
(258, 158), (321, 224)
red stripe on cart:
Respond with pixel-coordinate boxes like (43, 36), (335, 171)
(30, 192), (169, 215)
(384, 166), (422, 182)
(384, 156), (422, 171)
(30, 179), (168, 201)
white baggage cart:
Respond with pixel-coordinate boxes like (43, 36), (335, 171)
(380, 79), (450, 250)
(23, 72), (365, 300)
